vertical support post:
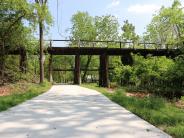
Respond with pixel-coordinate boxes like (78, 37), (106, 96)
(99, 53), (109, 87)
(74, 54), (81, 85)
(0, 40), (5, 85)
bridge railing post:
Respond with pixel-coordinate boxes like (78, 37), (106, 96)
(49, 40), (52, 48)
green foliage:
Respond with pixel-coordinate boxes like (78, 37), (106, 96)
(167, 55), (184, 80)
(71, 11), (96, 40)
(0, 0), (35, 47)
(0, 81), (51, 111)
(0, 0), (52, 49)
(144, 0), (184, 48)
(113, 55), (184, 99)
(34, 2), (52, 25)
(0, 0), (52, 84)
(52, 55), (75, 83)
(70, 12), (119, 41)
(166, 123), (184, 138)
(121, 20), (139, 43)
(95, 15), (119, 41)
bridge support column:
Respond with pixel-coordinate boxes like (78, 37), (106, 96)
(99, 53), (109, 87)
(74, 55), (81, 85)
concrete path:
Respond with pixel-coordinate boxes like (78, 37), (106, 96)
(0, 85), (171, 138)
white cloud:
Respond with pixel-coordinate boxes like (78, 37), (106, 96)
(107, 0), (120, 9)
(128, 4), (160, 14)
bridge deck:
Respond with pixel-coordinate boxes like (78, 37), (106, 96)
(47, 47), (181, 57)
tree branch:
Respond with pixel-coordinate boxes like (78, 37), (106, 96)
(4, 13), (25, 38)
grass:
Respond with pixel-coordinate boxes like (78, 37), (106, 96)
(82, 84), (184, 138)
(0, 81), (52, 112)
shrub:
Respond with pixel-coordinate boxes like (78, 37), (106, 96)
(113, 55), (184, 99)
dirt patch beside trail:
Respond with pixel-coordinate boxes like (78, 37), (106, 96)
(0, 85), (12, 96)
(107, 88), (116, 93)
(175, 100), (184, 109)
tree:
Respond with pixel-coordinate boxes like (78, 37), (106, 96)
(0, 0), (35, 84)
(71, 11), (96, 41)
(121, 20), (139, 42)
(95, 15), (119, 41)
(35, 0), (52, 83)
(144, 0), (184, 48)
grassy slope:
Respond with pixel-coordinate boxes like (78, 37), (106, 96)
(0, 81), (52, 112)
(82, 84), (184, 138)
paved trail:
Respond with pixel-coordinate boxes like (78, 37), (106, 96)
(0, 85), (171, 138)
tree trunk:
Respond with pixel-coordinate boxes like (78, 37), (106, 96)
(175, 24), (184, 47)
(19, 48), (27, 73)
(39, 21), (44, 83)
(82, 55), (92, 82)
(0, 40), (5, 85)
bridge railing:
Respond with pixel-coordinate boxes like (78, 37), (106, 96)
(46, 39), (177, 50)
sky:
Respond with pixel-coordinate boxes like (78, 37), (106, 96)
(47, 0), (182, 40)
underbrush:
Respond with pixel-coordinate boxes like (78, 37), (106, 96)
(0, 81), (51, 112)
(82, 84), (184, 138)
